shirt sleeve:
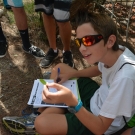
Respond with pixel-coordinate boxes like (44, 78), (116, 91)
(99, 78), (134, 118)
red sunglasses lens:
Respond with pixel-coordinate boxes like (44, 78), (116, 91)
(75, 35), (103, 47)
(82, 36), (95, 46)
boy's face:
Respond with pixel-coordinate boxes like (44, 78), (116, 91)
(76, 23), (109, 65)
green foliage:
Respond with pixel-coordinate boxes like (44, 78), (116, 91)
(7, 10), (15, 24)
(24, 1), (47, 41)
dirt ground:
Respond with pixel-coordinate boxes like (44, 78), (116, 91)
(0, 2), (135, 135)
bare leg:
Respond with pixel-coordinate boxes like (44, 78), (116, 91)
(57, 21), (71, 51)
(43, 14), (71, 51)
(43, 13), (57, 49)
(35, 108), (67, 135)
(11, 7), (27, 30)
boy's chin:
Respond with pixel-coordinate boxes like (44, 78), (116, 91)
(87, 60), (98, 65)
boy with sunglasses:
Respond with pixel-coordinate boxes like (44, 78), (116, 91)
(2, 10), (135, 135)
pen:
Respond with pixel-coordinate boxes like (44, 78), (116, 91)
(56, 68), (61, 83)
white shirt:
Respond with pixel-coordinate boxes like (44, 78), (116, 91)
(90, 45), (135, 134)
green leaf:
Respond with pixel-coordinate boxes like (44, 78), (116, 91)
(39, 79), (46, 85)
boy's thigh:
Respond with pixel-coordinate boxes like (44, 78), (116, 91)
(65, 112), (94, 135)
(7, 0), (23, 7)
(77, 77), (99, 109)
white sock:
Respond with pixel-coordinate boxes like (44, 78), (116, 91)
(63, 50), (71, 53)
(53, 49), (57, 53)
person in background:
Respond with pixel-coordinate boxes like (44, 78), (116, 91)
(34, 0), (74, 68)
(7, 0), (45, 58)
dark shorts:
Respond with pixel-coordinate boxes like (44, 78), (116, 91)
(65, 77), (100, 135)
(34, 0), (73, 22)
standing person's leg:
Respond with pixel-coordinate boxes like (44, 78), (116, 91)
(36, 0), (74, 68)
(43, 14), (56, 50)
(54, 0), (74, 67)
(39, 13), (59, 67)
(11, 7), (30, 49)
(35, 0), (59, 68)
(57, 22), (71, 51)
(57, 21), (74, 67)
(7, 0), (45, 58)
(0, 22), (8, 57)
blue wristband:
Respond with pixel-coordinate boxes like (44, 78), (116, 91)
(68, 100), (83, 113)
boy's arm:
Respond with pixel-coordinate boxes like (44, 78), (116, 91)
(73, 65), (101, 78)
(67, 97), (113, 134)
(55, 65), (101, 84)
(75, 106), (113, 134)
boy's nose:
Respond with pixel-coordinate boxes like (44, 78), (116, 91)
(79, 44), (87, 51)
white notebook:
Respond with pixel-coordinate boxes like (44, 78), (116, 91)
(27, 79), (80, 108)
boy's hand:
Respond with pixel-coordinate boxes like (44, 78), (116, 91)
(42, 83), (77, 106)
(54, 73), (72, 84)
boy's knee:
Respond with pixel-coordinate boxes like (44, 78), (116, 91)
(34, 116), (49, 135)
(34, 116), (42, 132)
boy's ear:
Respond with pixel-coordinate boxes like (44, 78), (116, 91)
(107, 35), (116, 48)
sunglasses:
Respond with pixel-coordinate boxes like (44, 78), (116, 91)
(75, 34), (103, 47)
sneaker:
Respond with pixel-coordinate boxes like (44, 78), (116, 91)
(43, 71), (51, 79)
(40, 48), (59, 68)
(63, 51), (74, 68)
(23, 45), (45, 58)
(22, 105), (38, 116)
(0, 40), (8, 58)
(2, 113), (38, 135)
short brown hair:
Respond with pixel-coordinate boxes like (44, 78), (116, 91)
(75, 9), (119, 51)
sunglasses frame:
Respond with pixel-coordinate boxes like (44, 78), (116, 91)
(75, 34), (103, 47)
